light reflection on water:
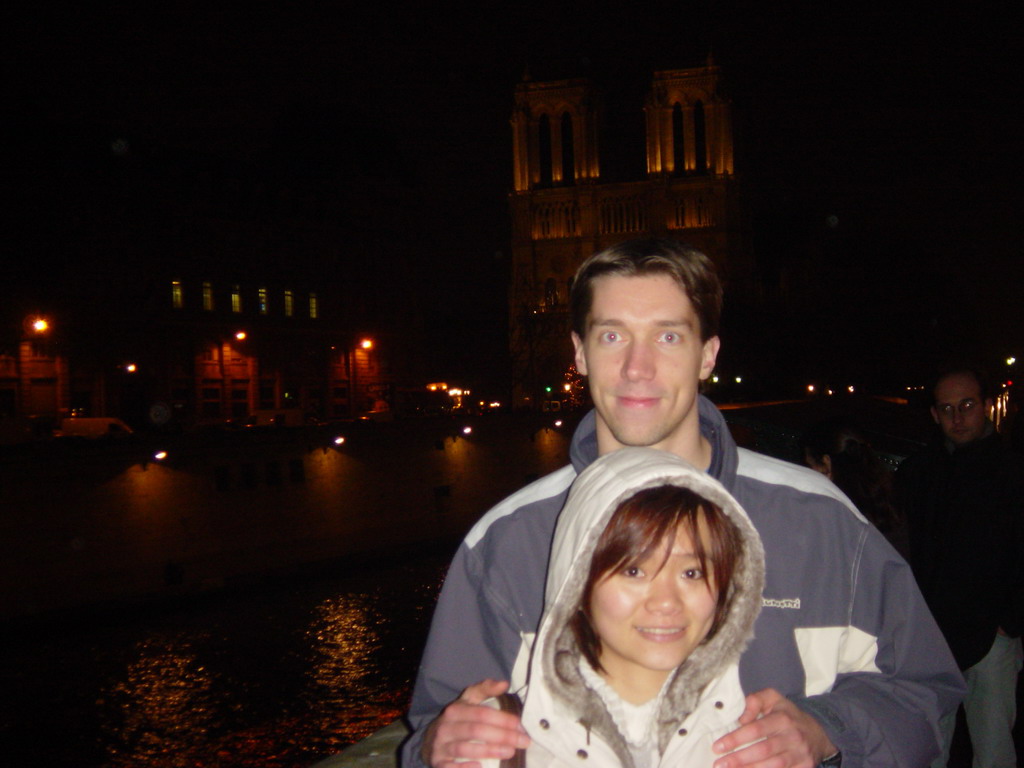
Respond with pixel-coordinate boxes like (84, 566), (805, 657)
(102, 633), (224, 767)
(294, 593), (406, 754)
(2, 553), (449, 768)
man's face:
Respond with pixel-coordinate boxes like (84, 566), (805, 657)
(930, 372), (991, 446)
(572, 274), (719, 463)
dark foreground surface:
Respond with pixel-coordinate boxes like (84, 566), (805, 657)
(0, 549), (450, 768)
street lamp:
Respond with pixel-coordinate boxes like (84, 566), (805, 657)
(350, 337), (376, 417)
(24, 315), (51, 335)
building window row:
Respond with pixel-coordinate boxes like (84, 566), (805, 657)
(171, 281), (320, 319)
(599, 196), (647, 235)
(669, 195), (716, 229)
(532, 201), (580, 239)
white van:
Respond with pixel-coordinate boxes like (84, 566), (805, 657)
(58, 417), (134, 439)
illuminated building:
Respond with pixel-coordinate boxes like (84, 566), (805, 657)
(2, 128), (419, 427)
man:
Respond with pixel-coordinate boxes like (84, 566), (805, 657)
(896, 369), (1024, 768)
(403, 239), (963, 768)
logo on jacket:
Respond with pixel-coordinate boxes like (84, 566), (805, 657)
(763, 597), (801, 609)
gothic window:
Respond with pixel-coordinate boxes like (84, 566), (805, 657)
(309, 292), (319, 319)
(284, 289), (294, 317)
(538, 114), (553, 187)
(544, 278), (558, 308)
(672, 103), (685, 175)
(561, 112), (575, 184)
(258, 287), (269, 315)
(202, 281), (214, 311)
(231, 284), (242, 313)
(600, 197), (647, 234)
(171, 281), (183, 309)
(693, 101), (707, 174)
(672, 198), (687, 229)
(535, 204), (552, 238)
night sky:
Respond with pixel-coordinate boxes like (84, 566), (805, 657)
(7, 2), (1021, 392)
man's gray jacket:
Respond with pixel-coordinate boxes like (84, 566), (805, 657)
(402, 397), (965, 767)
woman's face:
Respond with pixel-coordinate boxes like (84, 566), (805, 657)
(589, 521), (718, 704)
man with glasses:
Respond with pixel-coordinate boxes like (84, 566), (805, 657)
(897, 368), (1024, 768)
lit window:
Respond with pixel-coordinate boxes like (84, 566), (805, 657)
(258, 287), (269, 315)
(231, 284), (242, 313)
(309, 292), (319, 319)
(171, 281), (184, 309)
(202, 281), (214, 311)
(284, 289), (294, 317)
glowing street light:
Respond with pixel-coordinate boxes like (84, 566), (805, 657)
(360, 338), (374, 350)
(32, 318), (49, 333)
(235, 331), (247, 341)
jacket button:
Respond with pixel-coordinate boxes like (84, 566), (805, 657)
(678, 728), (688, 736)
(576, 750), (588, 760)
(714, 701), (724, 709)
(539, 719), (550, 729)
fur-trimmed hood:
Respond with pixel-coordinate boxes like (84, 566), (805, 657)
(523, 448), (765, 768)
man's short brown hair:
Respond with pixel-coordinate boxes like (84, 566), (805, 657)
(569, 238), (723, 341)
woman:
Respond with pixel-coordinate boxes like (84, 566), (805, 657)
(802, 420), (908, 557)
(481, 447), (765, 768)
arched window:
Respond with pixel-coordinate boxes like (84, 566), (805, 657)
(672, 103), (685, 175)
(544, 278), (558, 308)
(693, 101), (707, 174)
(538, 114), (553, 187)
(561, 112), (575, 184)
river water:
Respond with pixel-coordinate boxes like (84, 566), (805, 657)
(1, 549), (450, 768)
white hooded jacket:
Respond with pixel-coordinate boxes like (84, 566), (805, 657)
(501, 447), (766, 768)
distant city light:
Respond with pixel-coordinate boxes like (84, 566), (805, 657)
(1007, 357), (1016, 366)
(847, 385), (855, 394)
(235, 331), (247, 341)
(734, 376), (742, 384)
(554, 420), (563, 428)
(711, 375), (719, 383)
(334, 436), (345, 446)
(462, 426), (472, 435)
(827, 389), (834, 396)
(360, 339), (373, 350)
(153, 451), (167, 461)
(563, 383), (571, 392)
(489, 401), (501, 409)
(125, 363), (137, 373)
(807, 384), (815, 393)
(32, 318), (49, 333)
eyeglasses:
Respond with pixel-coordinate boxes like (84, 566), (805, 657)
(934, 398), (979, 418)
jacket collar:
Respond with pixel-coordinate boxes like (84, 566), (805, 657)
(569, 395), (739, 492)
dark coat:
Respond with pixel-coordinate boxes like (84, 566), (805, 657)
(896, 428), (1024, 670)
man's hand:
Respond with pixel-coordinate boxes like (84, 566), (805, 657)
(712, 688), (837, 768)
(421, 679), (531, 768)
